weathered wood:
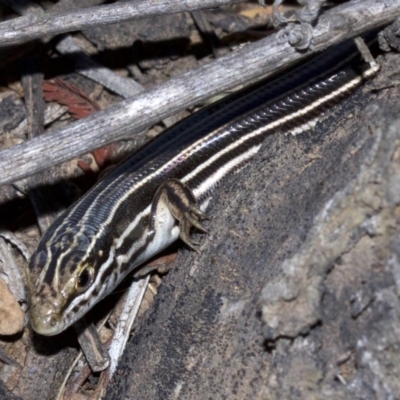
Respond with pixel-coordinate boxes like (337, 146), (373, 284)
(105, 49), (400, 400)
(0, 0), (399, 187)
(0, 0), (243, 47)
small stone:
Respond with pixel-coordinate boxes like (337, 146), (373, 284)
(0, 278), (25, 335)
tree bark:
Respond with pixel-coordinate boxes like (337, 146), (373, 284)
(105, 49), (400, 399)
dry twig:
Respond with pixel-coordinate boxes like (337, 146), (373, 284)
(0, 0), (244, 47)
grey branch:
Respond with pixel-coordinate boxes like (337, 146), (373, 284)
(0, 0), (399, 187)
(0, 0), (243, 47)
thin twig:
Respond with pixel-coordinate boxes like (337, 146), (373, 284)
(107, 275), (150, 377)
(0, 0), (243, 47)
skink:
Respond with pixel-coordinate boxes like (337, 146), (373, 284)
(27, 36), (379, 335)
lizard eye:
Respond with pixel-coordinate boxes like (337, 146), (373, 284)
(76, 267), (94, 291)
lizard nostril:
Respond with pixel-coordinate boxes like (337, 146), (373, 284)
(48, 314), (59, 327)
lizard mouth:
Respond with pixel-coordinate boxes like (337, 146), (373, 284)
(30, 304), (65, 336)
